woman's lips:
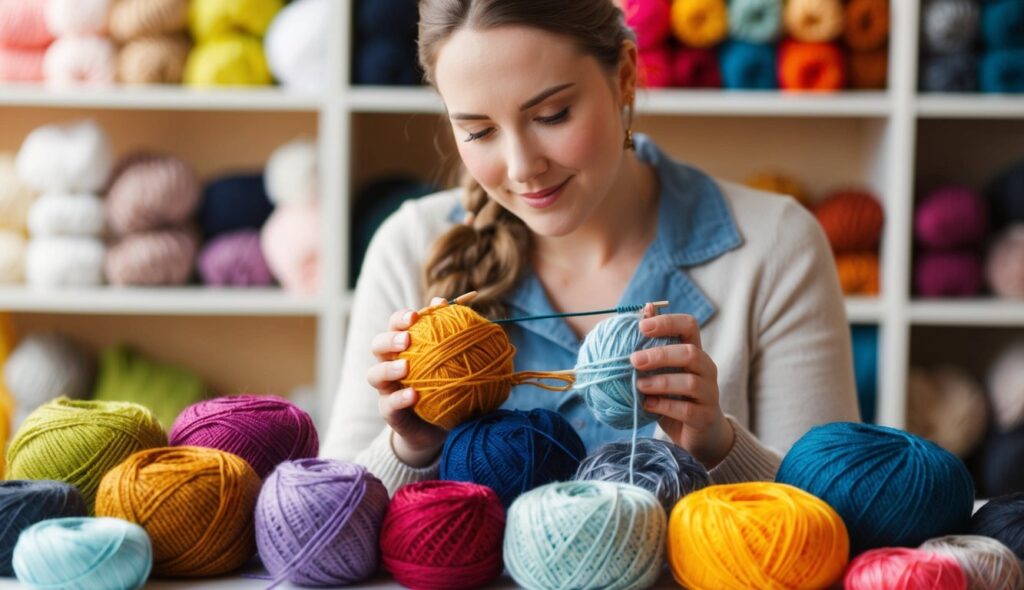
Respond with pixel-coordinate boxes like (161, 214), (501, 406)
(520, 177), (572, 209)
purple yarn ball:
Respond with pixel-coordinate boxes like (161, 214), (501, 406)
(197, 230), (274, 287)
(915, 250), (985, 297)
(255, 459), (389, 587)
(915, 187), (989, 250)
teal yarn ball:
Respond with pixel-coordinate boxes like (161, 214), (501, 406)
(504, 481), (665, 590)
(776, 422), (975, 555)
(729, 0), (783, 43)
(573, 313), (677, 430)
(13, 517), (152, 590)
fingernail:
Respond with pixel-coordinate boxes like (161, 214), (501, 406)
(403, 389), (414, 402)
(639, 319), (655, 333)
(637, 377), (652, 389)
(389, 360), (406, 377)
(632, 351), (649, 365)
(402, 311), (414, 325)
(392, 332), (408, 346)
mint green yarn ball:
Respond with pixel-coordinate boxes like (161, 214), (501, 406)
(504, 481), (665, 590)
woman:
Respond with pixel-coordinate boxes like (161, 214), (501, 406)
(322, 0), (859, 494)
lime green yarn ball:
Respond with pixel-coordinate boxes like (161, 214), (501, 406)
(185, 35), (272, 87)
(189, 0), (283, 42)
(7, 398), (167, 511)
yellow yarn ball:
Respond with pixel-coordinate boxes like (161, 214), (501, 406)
(189, 0), (283, 42)
(670, 0), (729, 48)
(744, 172), (811, 207)
(184, 34), (271, 87)
(667, 482), (849, 590)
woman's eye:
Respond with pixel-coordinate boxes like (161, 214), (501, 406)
(464, 128), (494, 142)
(537, 106), (570, 125)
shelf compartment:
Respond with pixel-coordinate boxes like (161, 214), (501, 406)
(0, 287), (323, 316)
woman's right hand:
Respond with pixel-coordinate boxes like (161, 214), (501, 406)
(367, 299), (447, 467)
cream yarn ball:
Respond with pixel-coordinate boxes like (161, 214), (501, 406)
(45, 0), (111, 36)
(16, 120), (113, 194)
(27, 193), (105, 237)
(3, 332), (94, 427)
(0, 153), (37, 231)
(261, 200), (320, 295)
(987, 226), (1024, 299)
(0, 229), (27, 284)
(264, 138), (317, 206)
(264, 0), (329, 92)
(989, 340), (1024, 433)
(907, 365), (989, 457)
(25, 236), (105, 287)
(43, 36), (117, 88)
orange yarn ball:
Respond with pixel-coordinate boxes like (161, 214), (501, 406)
(784, 0), (845, 42)
(667, 482), (850, 590)
(849, 48), (889, 89)
(670, 0), (729, 49)
(95, 446), (261, 577)
(836, 252), (881, 295)
(744, 172), (811, 207)
(779, 41), (846, 92)
(814, 190), (885, 254)
(844, 0), (890, 51)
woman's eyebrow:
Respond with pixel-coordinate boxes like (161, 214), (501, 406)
(449, 82), (576, 120)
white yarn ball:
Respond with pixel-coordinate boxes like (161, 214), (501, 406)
(45, 0), (111, 36)
(264, 0), (329, 92)
(25, 236), (105, 287)
(16, 120), (113, 194)
(261, 200), (320, 295)
(989, 340), (1024, 432)
(43, 35), (116, 88)
(0, 229), (27, 284)
(264, 138), (317, 205)
(0, 153), (37, 232)
(907, 365), (989, 457)
(3, 332), (93, 428)
(27, 193), (105, 237)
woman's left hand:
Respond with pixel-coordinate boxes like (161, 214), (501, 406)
(631, 307), (735, 469)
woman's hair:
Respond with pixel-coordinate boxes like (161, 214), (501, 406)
(417, 0), (634, 318)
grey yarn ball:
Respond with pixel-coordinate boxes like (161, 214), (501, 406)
(923, 0), (980, 54)
(921, 53), (979, 92)
(573, 437), (710, 513)
(919, 534), (1024, 590)
(3, 333), (93, 427)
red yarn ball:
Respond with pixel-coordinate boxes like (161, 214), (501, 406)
(915, 250), (984, 298)
(623, 0), (671, 50)
(638, 44), (673, 87)
(673, 46), (722, 88)
(844, 547), (966, 590)
(813, 190), (885, 253)
(915, 187), (989, 250)
(380, 481), (505, 590)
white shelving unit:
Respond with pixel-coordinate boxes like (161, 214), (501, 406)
(0, 0), (1021, 429)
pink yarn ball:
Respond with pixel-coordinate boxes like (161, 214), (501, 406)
(987, 226), (1024, 298)
(0, 46), (45, 82)
(845, 547), (967, 590)
(43, 35), (116, 88)
(105, 154), (201, 235)
(638, 44), (673, 87)
(623, 0), (671, 50)
(104, 227), (198, 286)
(260, 201), (320, 296)
(915, 187), (989, 250)
(0, 0), (53, 49)
(45, 0), (110, 36)
(673, 46), (722, 88)
(197, 229), (274, 287)
(914, 250), (984, 297)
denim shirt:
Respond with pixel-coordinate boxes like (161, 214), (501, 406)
(448, 133), (743, 452)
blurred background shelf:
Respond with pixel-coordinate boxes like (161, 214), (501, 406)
(915, 95), (1024, 119)
(908, 300), (1024, 327)
(0, 287), (322, 316)
(0, 85), (324, 112)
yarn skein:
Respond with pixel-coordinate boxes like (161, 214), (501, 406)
(574, 437), (709, 513)
(919, 535), (1024, 590)
(638, 46), (672, 88)
(105, 153), (201, 235)
(27, 193), (105, 237)
(94, 446), (261, 577)
(719, 40), (778, 89)
(168, 394), (319, 479)
(622, 0), (671, 50)
(784, 0), (845, 42)
(44, 0), (111, 36)
(670, 0), (729, 48)
(264, 0), (329, 92)
(264, 138), (318, 206)
(13, 517), (152, 590)
(197, 229), (274, 287)
(117, 35), (190, 84)
(0, 230), (25, 284)
(922, 0), (980, 54)
(844, 0), (890, 51)
(25, 236), (105, 287)
(15, 120), (112, 194)
(914, 250), (984, 297)
(672, 46), (722, 88)
(108, 0), (188, 42)
(921, 54), (978, 92)
(398, 303), (574, 430)
(6, 398), (167, 510)
(3, 332), (94, 426)
(104, 227), (199, 286)
(256, 459), (390, 588)
(0, 0), (53, 48)
(667, 482), (849, 590)
(836, 252), (881, 295)
(380, 481), (505, 590)
(440, 408), (586, 509)
(778, 41), (847, 91)
(915, 187), (989, 250)
(813, 189), (885, 253)
(728, 0), (782, 44)
(0, 153), (37, 231)
(844, 547), (967, 590)
(189, 0), (283, 42)
(260, 200), (321, 295)
(987, 227), (1024, 298)
(979, 423), (1024, 497)
(744, 171), (810, 206)
(184, 34), (272, 87)
(970, 494), (1024, 561)
(849, 48), (889, 89)
(505, 481), (665, 590)
(0, 480), (87, 577)
(43, 36), (117, 88)
(988, 339), (1024, 432)
(987, 161), (1024, 229)
(906, 365), (988, 457)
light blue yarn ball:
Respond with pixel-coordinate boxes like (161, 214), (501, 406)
(574, 313), (678, 430)
(729, 0), (783, 44)
(13, 517), (152, 590)
(504, 481), (665, 590)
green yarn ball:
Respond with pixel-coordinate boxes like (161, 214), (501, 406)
(6, 398), (167, 511)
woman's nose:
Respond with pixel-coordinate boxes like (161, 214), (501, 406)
(505, 134), (547, 185)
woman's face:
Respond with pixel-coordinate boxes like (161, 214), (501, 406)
(434, 26), (632, 237)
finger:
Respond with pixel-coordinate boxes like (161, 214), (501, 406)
(636, 372), (702, 398)
(380, 388), (417, 415)
(630, 343), (711, 374)
(371, 331), (410, 360)
(367, 359), (408, 392)
(430, 296), (446, 306)
(638, 313), (702, 348)
(388, 309), (417, 331)
(643, 396), (715, 428)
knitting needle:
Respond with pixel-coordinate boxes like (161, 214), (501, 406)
(492, 300), (669, 325)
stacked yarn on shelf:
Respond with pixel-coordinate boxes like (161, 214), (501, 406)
(0, 0), (53, 82)
(184, 0), (281, 86)
(814, 189), (885, 295)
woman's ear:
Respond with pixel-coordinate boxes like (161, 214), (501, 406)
(617, 39), (639, 104)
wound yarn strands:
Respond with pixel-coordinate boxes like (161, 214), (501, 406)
(399, 303), (574, 430)
(15, 120), (112, 195)
(906, 365), (988, 457)
(989, 340), (1024, 432)
(728, 0), (783, 44)
(3, 332), (93, 425)
(784, 0), (845, 42)
(104, 227), (199, 286)
(169, 394), (318, 479)
(380, 481), (505, 590)
(776, 421), (975, 554)
(670, 0), (729, 48)
(0, 481), (87, 577)
(667, 481), (849, 590)
(844, 0), (890, 51)
(623, 0), (671, 50)
(117, 35), (190, 84)
(844, 547), (967, 590)
(813, 189), (885, 253)
(778, 41), (847, 91)
(13, 517), (152, 590)
(105, 153), (201, 235)
(256, 459), (389, 588)
(922, 0), (980, 54)
(987, 227), (1024, 298)
(95, 446), (261, 577)
(970, 494), (1024, 561)
(7, 398), (166, 511)
(440, 408), (585, 509)
(505, 480), (665, 590)
(574, 437), (709, 513)
(919, 535), (1024, 590)
(108, 0), (188, 42)
(197, 229), (274, 287)
(27, 193), (105, 237)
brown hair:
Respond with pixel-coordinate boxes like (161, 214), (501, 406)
(417, 0), (634, 318)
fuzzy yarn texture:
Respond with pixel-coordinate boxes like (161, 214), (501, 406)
(670, 0), (729, 48)
(844, 0), (890, 51)
(638, 45), (672, 88)
(987, 226), (1024, 298)
(778, 40), (847, 91)
(104, 227), (198, 286)
(199, 173), (275, 237)
(109, 0), (188, 42)
(845, 547), (967, 590)
(95, 446), (260, 577)
(0, 0), (51, 48)
(970, 494), (1024, 561)
(919, 535), (1024, 590)
(672, 46), (721, 88)
(980, 0), (1024, 50)
(105, 153), (200, 235)
(264, 0), (329, 92)
(784, 0), (845, 42)
(849, 48), (889, 89)
(27, 193), (105, 237)
(988, 339), (1024, 432)
(728, 0), (782, 44)
(44, 0), (111, 36)
(914, 250), (984, 297)
(0, 230), (25, 284)
(197, 229), (274, 287)
(0, 481), (87, 577)
(265, 138), (318, 206)
(184, 34), (272, 87)
(719, 40), (778, 89)
(188, 0), (282, 42)
(43, 36), (117, 88)
(3, 332), (93, 425)
(0, 45), (45, 82)
(0, 153), (37, 231)
(813, 189), (885, 253)
(16, 120), (112, 194)
(623, 0), (672, 49)
(168, 394), (318, 479)
(836, 252), (881, 295)
(117, 35), (190, 84)
(915, 187), (989, 250)
(987, 161), (1024, 229)
(922, 53), (978, 92)
(979, 49), (1024, 93)
(259, 201), (320, 295)
(25, 236), (105, 287)
(922, 0), (980, 54)
(906, 365), (988, 457)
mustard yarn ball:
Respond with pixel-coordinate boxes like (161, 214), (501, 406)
(184, 34), (271, 87)
(189, 0), (282, 42)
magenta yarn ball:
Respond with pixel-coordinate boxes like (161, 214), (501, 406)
(915, 250), (984, 297)
(104, 227), (198, 286)
(624, 0), (672, 50)
(105, 154), (201, 236)
(915, 187), (989, 250)
(987, 226), (1024, 298)
(638, 44), (673, 87)
(197, 230), (274, 287)
(169, 394), (319, 479)
(673, 46), (722, 87)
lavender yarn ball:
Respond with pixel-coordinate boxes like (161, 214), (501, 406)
(921, 53), (979, 92)
(914, 250), (984, 297)
(915, 187), (989, 249)
(197, 229), (273, 287)
(573, 437), (709, 513)
(104, 227), (198, 286)
(255, 459), (389, 587)
(922, 0), (980, 54)
(105, 154), (201, 235)
(987, 226), (1024, 298)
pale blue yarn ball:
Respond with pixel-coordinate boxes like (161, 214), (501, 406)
(729, 0), (783, 43)
(504, 481), (665, 590)
(13, 517), (152, 590)
(574, 313), (678, 429)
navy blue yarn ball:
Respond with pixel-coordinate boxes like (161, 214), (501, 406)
(719, 41), (778, 90)
(986, 160), (1024, 229)
(354, 37), (422, 86)
(355, 0), (418, 40)
(0, 480), (87, 576)
(199, 174), (275, 239)
(980, 423), (1024, 497)
(440, 409), (586, 509)
(776, 421), (975, 555)
(979, 49), (1024, 92)
(980, 0), (1024, 50)
(920, 53), (979, 92)
(350, 177), (437, 288)
(970, 493), (1024, 561)
(851, 325), (879, 424)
